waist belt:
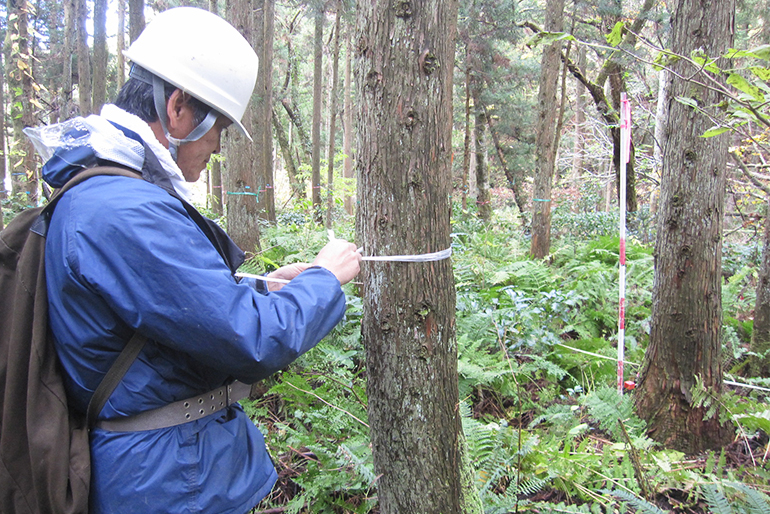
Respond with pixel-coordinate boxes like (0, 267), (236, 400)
(95, 381), (252, 432)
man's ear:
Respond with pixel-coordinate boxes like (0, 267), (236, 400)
(166, 89), (192, 136)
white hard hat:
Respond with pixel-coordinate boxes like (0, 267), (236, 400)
(123, 6), (259, 140)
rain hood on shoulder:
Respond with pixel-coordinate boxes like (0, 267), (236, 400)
(25, 104), (193, 202)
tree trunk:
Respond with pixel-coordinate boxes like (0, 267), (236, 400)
(342, 21), (354, 215)
(472, 87), (490, 220)
(653, 67), (669, 177)
(61, 0), (75, 120)
(224, 0), (261, 253)
(254, 0), (275, 222)
(281, 98), (312, 165)
(311, 7), (324, 221)
(570, 45), (585, 183)
(117, 0), (126, 88)
(76, 0), (91, 115)
(6, 0), (37, 201)
(529, 0), (564, 258)
(0, 47), (7, 209)
(272, 107), (302, 201)
(462, 54), (471, 211)
(634, 0), (736, 454)
(749, 197), (770, 376)
(356, 0), (475, 511)
(325, 4), (341, 228)
(207, 0), (223, 217)
(128, 0), (145, 44)
(92, 0), (107, 113)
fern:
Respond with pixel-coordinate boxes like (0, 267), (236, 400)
(702, 483), (735, 514)
(727, 482), (770, 514)
(602, 488), (667, 514)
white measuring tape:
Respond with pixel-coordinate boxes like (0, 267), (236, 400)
(235, 232), (452, 285)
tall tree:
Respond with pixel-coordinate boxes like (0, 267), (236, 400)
(634, 0), (736, 453)
(529, 0), (565, 259)
(311, 4), (324, 221)
(224, 0), (261, 252)
(6, 0), (37, 200)
(254, 0), (276, 222)
(207, 0), (223, 217)
(128, 0), (145, 43)
(75, 0), (91, 115)
(117, 0), (126, 88)
(342, 20), (354, 215)
(356, 0), (480, 511)
(92, 0), (107, 113)
(325, 3), (341, 228)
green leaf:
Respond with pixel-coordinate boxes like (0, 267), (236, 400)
(605, 22), (624, 47)
(701, 126), (731, 138)
(750, 66), (770, 81)
(526, 31), (575, 48)
(674, 96), (699, 109)
(750, 44), (770, 61)
(727, 73), (765, 101)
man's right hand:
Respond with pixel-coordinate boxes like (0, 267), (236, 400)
(311, 239), (362, 285)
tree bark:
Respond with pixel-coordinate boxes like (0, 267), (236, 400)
(254, 0), (275, 222)
(342, 20), (354, 215)
(473, 92), (490, 220)
(355, 0), (474, 511)
(461, 54), (471, 211)
(6, 0), (37, 200)
(75, 0), (91, 115)
(325, 4), (341, 228)
(207, 0), (223, 216)
(117, 0), (126, 88)
(634, 0), (736, 453)
(61, 0), (75, 120)
(570, 45), (585, 183)
(311, 7), (324, 221)
(128, 0), (145, 44)
(224, 0), (261, 253)
(272, 107), (302, 201)
(92, 0), (107, 113)
(749, 197), (770, 376)
(529, 0), (564, 259)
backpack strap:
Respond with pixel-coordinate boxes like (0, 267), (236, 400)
(86, 332), (148, 429)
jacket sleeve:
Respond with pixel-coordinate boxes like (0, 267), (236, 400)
(64, 178), (346, 384)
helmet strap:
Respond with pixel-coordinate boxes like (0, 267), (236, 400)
(151, 75), (219, 161)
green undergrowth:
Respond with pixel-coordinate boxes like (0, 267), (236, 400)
(244, 204), (770, 513)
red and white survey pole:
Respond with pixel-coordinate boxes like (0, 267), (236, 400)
(618, 93), (631, 394)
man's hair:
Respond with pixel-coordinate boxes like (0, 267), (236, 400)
(114, 73), (211, 126)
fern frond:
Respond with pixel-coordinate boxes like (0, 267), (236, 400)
(726, 482), (770, 514)
(603, 488), (667, 514)
(702, 483), (735, 514)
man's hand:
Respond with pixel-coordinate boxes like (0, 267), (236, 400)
(311, 239), (362, 285)
(265, 263), (310, 292)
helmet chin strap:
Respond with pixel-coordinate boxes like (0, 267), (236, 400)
(150, 75), (218, 161)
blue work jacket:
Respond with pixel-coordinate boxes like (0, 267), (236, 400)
(43, 123), (346, 513)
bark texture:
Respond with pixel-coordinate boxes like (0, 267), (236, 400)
(635, 0), (735, 453)
(355, 0), (466, 511)
(750, 197), (770, 376)
(529, 0), (564, 258)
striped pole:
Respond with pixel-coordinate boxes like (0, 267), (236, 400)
(618, 93), (631, 394)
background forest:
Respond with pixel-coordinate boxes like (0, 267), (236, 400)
(2, 0), (770, 512)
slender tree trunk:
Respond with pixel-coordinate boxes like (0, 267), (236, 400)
(254, 0), (275, 222)
(634, 0), (736, 454)
(224, 0), (261, 253)
(311, 7), (324, 221)
(61, 0), (75, 120)
(92, 0), (107, 112)
(128, 0), (145, 44)
(325, 4), (340, 228)
(117, 0), (126, 88)
(343, 21), (354, 215)
(473, 95), (490, 220)
(529, 0), (564, 259)
(0, 48), (7, 209)
(6, 0), (37, 200)
(281, 98), (312, 164)
(272, 107), (302, 201)
(653, 67), (668, 177)
(749, 197), (770, 376)
(76, 0), (91, 115)
(570, 43), (586, 183)
(356, 0), (478, 511)
(462, 53), (471, 211)
(207, 0), (223, 216)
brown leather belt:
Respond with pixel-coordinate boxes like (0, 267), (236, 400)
(95, 381), (252, 432)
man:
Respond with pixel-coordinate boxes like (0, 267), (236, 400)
(31, 7), (361, 513)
